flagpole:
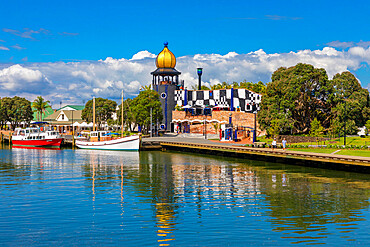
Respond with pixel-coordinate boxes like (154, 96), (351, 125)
(93, 96), (96, 131)
(121, 90), (124, 138)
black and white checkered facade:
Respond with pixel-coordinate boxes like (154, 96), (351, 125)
(174, 89), (262, 112)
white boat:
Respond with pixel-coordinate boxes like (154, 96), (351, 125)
(75, 131), (140, 151)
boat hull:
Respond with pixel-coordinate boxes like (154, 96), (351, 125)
(12, 138), (63, 148)
(75, 135), (140, 151)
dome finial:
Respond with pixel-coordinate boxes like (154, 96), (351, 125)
(156, 42), (176, 68)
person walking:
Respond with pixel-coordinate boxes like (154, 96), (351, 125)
(271, 138), (277, 150)
(282, 138), (287, 151)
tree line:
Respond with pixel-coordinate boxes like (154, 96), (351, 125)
(193, 80), (266, 94)
(258, 63), (370, 137)
(0, 96), (53, 130)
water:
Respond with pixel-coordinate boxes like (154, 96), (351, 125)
(0, 145), (369, 246)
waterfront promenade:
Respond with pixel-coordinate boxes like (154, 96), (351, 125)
(142, 134), (370, 173)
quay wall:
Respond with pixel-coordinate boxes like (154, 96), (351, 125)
(157, 141), (370, 174)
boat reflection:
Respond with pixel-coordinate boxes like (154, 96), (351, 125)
(12, 146), (61, 150)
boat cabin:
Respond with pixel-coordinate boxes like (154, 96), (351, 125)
(89, 131), (112, 142)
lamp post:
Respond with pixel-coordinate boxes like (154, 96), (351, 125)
(229, 112), (232, 141)
(150, 107), (152, 138)
(197, 68), (203, 90)
(344, 99), (346, 146)
(204, 114), (207, 139)
(253, 111), (257, 143)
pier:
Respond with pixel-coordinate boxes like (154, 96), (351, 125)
(2, 130), (370, 173)
(142, 136), (370, 173)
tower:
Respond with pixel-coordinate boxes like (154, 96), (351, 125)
(151, 42), (182, 132)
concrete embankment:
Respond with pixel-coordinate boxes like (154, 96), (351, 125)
(142, 137), (370, 173)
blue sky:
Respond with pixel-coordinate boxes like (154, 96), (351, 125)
(1, 0), (370, 105)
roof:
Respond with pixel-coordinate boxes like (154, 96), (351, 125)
(44, 109), (83, 124)
(151, 67), (181, 76)
(58, 105), (85, 111)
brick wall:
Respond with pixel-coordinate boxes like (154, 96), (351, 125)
(172, 110), (261, 136)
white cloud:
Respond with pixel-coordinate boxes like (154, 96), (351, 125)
(0, 46), (370, 106)
(0, 45), (9, 51)
(130, 50), (156, 60)
(0, 64), (51, 93)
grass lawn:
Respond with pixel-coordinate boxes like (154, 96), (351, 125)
(258, 136), (370, 146)
(289, 148), (370, 157)
(288, 148), (336, 154)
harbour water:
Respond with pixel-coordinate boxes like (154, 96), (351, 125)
(0, 145), (369, 246)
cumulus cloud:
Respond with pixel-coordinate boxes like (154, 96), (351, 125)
(130, 50), (156, 60)
(0, 64), (52, 93)
(0, 47), (370, 106)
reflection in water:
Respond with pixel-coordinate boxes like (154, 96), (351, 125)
(0, 146), (369, 246)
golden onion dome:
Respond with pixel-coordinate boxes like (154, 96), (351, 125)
(156, 42), (176, 69)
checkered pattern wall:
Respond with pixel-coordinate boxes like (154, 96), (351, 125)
(174, 89), (262, 112)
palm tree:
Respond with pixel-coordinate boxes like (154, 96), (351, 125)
(32, 96), (50, 121)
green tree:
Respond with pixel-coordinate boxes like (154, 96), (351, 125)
(239, 80), (266, 94)
(329, 72), (370, 134)
(365, 120), (370, 136)
(191, 85), (210, 90)
(2, 96), (33, 130)
(0, 98), (5, 129)
(131, 89), (162, 134)
(32, 96), (51, 121)
(258, 63), (333, 135)
(310, 118), (324, 137)
(82, 97), (117, 129)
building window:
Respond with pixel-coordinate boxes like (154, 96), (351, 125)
(61, 114), (64, 120)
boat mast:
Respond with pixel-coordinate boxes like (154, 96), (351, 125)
(121, 90), (124, 137)
(93, 96), (96, 131)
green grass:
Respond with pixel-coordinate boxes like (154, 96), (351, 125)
(289, 148), (370, 157)
(258, 136), (370, 146)
(289, 148), (336, 154)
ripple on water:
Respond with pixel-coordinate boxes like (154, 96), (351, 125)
(0, 147), (369, 246)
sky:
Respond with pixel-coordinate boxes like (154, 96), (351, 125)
(1, 0), (370, 107)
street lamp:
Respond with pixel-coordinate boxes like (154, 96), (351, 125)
(344, 99), (346, 146)
(252, 103), (257, 143)
(197, 68), (203, 90)
(229, 112), (233, 141)
(204, 114), (207, 139)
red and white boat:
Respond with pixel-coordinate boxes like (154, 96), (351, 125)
(12, 127), (64, 148)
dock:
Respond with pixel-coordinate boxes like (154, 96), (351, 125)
(142, 136), (370, 173)
(2, 130), (370, 173)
